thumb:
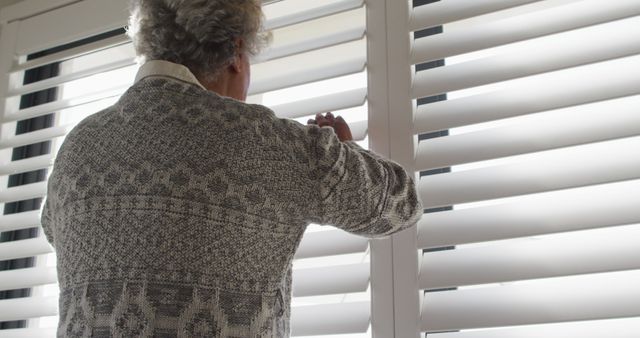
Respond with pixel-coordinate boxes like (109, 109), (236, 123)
(333, 116), (353, 141)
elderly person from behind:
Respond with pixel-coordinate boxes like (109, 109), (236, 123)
(41, 0), (423, 337)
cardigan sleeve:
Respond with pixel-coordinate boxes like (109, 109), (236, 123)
(307, 124), (423, 238)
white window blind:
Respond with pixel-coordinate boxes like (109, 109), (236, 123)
(0, 0), (139, 334)
(377, 0), (640, 336)
(0, 0), (374, 337)
(253, 1), (374, 337)
(8, 0), (636, 337)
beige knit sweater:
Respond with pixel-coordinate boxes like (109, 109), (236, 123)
(41, 61), (423, 337)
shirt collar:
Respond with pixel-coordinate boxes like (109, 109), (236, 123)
(134, 60), (206, 90)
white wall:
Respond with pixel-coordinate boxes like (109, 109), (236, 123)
(0, 0), (25, 35)
(0, 0), (24, 13)
(0, 0), (21, 7)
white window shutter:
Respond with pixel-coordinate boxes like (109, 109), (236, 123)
(0, 0), (373, 337)
(0, 1), (135, 336)
(255, 1), (374, 337)
(370, 0), (640, 337)
(9, 0), (636, 337)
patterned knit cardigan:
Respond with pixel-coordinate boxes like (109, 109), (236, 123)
(41, 75), (423, 337)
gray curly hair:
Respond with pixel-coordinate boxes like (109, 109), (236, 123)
(127, 0), (270, 83)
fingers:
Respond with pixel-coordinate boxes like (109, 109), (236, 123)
(334, 115), (346, 124)
(315, 113), (331, 128)
(308, 113), (352, 141)
(310, 112), (348, 129)
(308, 116), (343, 125)
(333, 116), (353, 141)
(325, 112), (335, 124)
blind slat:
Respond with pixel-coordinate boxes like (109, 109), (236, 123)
(417, 95), (640, 169)
(430, 317), (640, 338)
(0, 154), (54, 176)
(4, 86), (126, 122)
(421, 270), (640, 332)
(410, 0), (539, 32)
(293, 263), (369, 297)
(270, 87), (366, 119)
(0, 125), (71, 150)
(263, 0), (363, 30)
(419, 136), (640, 208)
(291, 301), (370, 336)
(257, 7), (365, 63)
(0, 328), (56, 338)
(351, 120), (367, 141)
(412, 16), (640, 98)
(0, 211), (40, 233)
(295, 229), (369, 260)
(0, 237), (52, 261)
(411, 0), (640, 63)
(249, 39), (366, 95)
(12, 34), (129, 73)
(418, 179), (640, 248)
(414, 55), (640, 133)
(420, 224), (640, 289)
(0, 296), (57, 322)
(9, 48), (135, 97)
(0, 181), (47, 203)
(0, 266), (57, 292)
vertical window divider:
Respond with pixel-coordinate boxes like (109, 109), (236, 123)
(366, 0), (421, 337)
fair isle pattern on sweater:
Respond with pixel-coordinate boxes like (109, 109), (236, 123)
(41, 68), (423, 337)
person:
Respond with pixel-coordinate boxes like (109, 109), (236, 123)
(40, 0), (423, 337)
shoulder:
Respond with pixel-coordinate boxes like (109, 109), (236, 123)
(217, 97), (277, 122)
(62, 106), (114, 144)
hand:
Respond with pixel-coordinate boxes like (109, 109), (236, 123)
(307, 112), (353, 142)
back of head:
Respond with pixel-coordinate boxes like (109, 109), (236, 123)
(127, 0), (270, 83)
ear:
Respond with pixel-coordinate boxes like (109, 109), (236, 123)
(230, 58), (242, 74)
(230, 38), (245, 74)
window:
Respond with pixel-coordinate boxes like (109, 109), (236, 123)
(3, 0), (638, 337)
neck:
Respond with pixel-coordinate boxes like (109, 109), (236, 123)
(198, 73), (231, 98)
